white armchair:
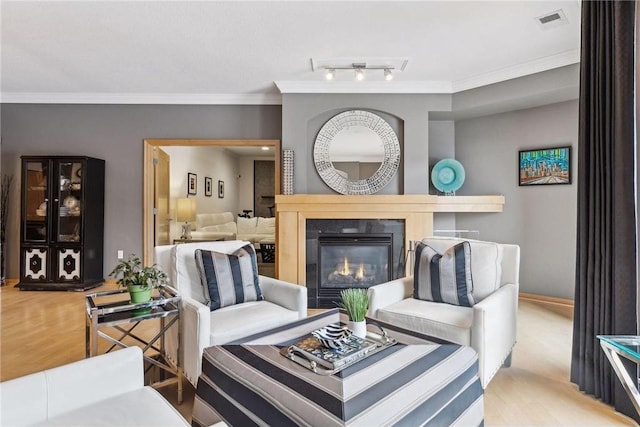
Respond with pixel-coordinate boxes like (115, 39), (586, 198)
(368, 237), (520, 388)
(0, 347), (189, 426)
(155, 240), (307, 386)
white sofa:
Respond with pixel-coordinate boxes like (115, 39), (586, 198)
(0, 347), (189, 427)
(155, 240), (306, 385)
(368, 237), (520, 388)
(236, 216), (275, 245)
(190, 212), (237, 240)
(189, 213), (276, 247)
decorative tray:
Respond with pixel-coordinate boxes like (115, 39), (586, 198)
(280, 323), (397, 375)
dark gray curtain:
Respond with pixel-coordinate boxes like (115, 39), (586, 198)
(571, 1), (638, 423)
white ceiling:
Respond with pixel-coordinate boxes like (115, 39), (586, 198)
(1, 1), (581, 105)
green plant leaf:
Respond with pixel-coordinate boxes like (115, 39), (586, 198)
(338, 288), (369, 322)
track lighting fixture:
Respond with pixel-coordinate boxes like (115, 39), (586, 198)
(320, 62), (395, 81)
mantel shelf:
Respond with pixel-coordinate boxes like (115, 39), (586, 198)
(275, 194), (504, 213)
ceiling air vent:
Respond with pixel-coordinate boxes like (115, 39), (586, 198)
(536, 9), (568, 29)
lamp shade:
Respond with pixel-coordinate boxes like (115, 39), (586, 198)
(176, 198), (196, 222)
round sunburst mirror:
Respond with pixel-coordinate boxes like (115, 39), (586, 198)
(313, 110), (400, 195)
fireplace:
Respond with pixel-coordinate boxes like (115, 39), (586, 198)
(306, 219), (404, 308)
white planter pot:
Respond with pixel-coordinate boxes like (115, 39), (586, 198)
(349, 320), (367, 339)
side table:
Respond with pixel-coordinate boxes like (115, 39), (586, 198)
(85, 285), (183, 403)
(597, 335), (640, 415)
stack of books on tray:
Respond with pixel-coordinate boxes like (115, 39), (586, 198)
(288, 329), (378, 370)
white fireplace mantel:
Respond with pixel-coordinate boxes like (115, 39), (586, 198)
(275, 194), (505, 284)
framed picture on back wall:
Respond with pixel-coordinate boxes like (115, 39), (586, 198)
(205, 177), (212, 197)
(518, 146), (571, 186)
(218, 180), (224, 199)
(188, 173), (197, 195)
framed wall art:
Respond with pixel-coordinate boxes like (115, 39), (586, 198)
(519, 146), (571, 186)
(188, 173), (197, 195)
(204, 176), (212, 197)
(218, 180), (224, 198)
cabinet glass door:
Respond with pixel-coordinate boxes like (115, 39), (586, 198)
(23, 160), (49, 242)
(56, 161), (83, 243)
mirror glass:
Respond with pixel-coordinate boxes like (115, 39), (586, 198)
(314, 110), (400, 195)
(329, 126), (385, 181)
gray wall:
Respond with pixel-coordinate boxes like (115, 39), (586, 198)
(281, 93), (451, 195)
(455, 100), (578, 299)
(429, 120), (456, 231)
(0, 76), (578, 299)
(1, 104), (281, 279)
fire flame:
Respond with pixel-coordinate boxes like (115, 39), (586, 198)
(336, 257), (367, 280)
(338, 256), (350, 275)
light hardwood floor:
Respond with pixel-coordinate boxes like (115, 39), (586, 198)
(1, 281), (637, 426)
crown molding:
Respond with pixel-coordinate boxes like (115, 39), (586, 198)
(452, 49), (580, 92)
(1, 52), (580, 104)
(275, 80), (452, 94)
(0, 92), (283, 105)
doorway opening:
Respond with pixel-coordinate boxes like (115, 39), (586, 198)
(142, 139), (280, 266)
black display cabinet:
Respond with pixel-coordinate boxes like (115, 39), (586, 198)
(17, 156), (105, 291)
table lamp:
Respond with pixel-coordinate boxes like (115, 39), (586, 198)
(176, 197), (196, 239)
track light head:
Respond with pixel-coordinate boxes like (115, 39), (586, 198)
(355, 68), (365, 81)
(325, 68), (335, 81)
(384, 68), (393, 81)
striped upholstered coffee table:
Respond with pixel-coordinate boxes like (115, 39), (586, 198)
(192, 309), (483, 427)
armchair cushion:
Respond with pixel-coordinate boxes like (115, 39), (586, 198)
(414, 241), (474, 307)
(421, 237), (503, 302)
(210, 300), (300, 345)
(195, 244), (263, 310)
(376, 298), (473, 345)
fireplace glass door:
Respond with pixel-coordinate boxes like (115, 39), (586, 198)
(316, 233), (392, 306)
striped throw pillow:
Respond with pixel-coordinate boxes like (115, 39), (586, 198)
(413, 241), (475, 307)
(194, 244), (263, 311)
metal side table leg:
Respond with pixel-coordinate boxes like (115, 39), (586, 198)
(600, 340), (640, 415)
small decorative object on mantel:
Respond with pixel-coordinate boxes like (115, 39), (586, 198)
(338, 288), (369, 338)
(282, 149), (294, 195)
(109, 254), (169, 304)
(431, 158), (465, 196)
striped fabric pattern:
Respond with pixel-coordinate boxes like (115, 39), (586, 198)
(194, 244), (263, 311)
(414, 241), (475, 307)
(191, 310), (484, 427)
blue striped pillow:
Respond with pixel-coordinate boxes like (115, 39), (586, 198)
(194, 244), (263, 311)
(413, 241), (475, 307)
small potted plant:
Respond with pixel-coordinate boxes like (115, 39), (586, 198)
(338, 288), (369, 338)
(109, 254), (169, 303)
